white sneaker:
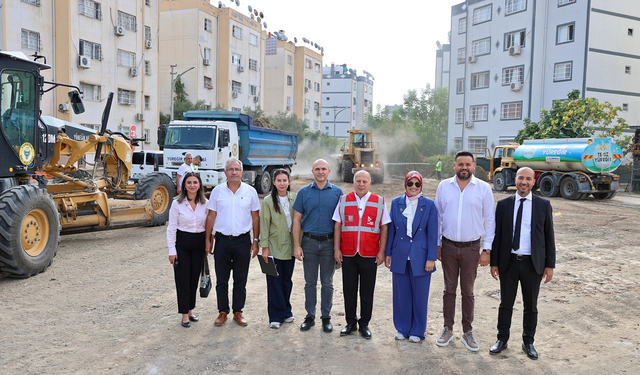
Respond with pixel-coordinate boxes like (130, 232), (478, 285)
(284, 316), (295, 323)
(408, 336), (421, 343)
(395, 332), (406, 340)
(436, 327), (454, 347)
(461, 331), (479, 352)
(270, 322), (281, 329)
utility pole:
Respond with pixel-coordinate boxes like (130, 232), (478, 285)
(169, 64), (195, 121)
(332, 105), (349, 138)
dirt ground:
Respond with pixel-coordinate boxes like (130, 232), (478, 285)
(1, 174), (639, 375)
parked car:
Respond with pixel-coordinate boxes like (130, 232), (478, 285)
(131, 150), (164, 182)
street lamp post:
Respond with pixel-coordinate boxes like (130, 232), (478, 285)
(169, 64), (195, 121)
(332, 106), (349, 138)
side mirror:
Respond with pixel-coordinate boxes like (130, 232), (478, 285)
(68, 90), (85, 114)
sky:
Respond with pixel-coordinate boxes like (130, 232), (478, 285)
(214, 0), (462, 108)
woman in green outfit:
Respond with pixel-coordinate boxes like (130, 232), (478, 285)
(259, 169), (297, 329)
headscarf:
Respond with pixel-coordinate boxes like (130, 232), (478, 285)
(405, 171), (423, 201)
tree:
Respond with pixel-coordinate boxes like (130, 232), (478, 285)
(515, 89), (629, 146)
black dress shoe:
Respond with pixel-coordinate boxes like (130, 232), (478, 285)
(300, 317), (315, 331)
(322, 318), (333, 333)
(522, 343), (538, 360)
(489, 340), (508, 354)
(340, 323), (358, 336)
(359, 326), (372, 339)
(189, 315), (199, 322)
(181, 321), (191, 328)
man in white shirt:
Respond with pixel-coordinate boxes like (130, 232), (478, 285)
(434, 150), (495, 352)
(205, 157), (260, 327)
(176, 153), (193, 194)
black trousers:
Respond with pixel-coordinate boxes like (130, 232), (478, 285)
(342, 253), (378, 327)
(213, 233), (251, 314)
(174, 230), (206, 314)
(497, 255), (543, 344)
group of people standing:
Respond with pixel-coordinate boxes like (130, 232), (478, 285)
(166, 152), (555, 360)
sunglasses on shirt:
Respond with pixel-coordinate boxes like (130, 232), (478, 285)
(406, 182), (421, 188)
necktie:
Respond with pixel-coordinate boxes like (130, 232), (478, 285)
(512, 198), (526, 250)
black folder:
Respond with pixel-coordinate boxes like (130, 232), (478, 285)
(258, 255), (279, 277)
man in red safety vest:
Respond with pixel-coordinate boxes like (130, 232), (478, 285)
(333, 170), (390, 339)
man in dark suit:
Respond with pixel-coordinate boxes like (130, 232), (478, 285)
(489, 167), (555, 360)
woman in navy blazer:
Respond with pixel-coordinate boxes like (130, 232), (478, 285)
(385, 171), (438, 342)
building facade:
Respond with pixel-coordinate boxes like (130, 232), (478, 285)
(447, 0), (640, 153)
(435, 43), (451, 89)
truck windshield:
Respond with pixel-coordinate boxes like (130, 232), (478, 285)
(164, 126), (216, 149)
(0, 70), (36, 155)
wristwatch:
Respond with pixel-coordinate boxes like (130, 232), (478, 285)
(482, 249), (491, 254)
(253, 238), (260, 243)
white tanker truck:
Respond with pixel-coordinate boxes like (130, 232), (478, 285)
(475, 138), (623, 200)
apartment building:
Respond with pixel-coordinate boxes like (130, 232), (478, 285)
(1, 0), (160, 147)
(435, 43), (451, 89)
(321, 63), (374, 138)
(447, 0), (640, 153)
(159, 0), (265, 115)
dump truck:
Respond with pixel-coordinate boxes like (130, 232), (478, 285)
(159, 111), (298, 193)
(334, 129), (384, 183)
(0, 51), (175, 278)
(475, 138), (623, 200)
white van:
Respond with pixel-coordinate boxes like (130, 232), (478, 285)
(131, 150), (164, 182)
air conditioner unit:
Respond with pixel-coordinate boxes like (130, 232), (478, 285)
(135, 113), (145, 122)
(304, 108), (309, 113)
(114, 26), (125, 36)
(232, 91), (238, 98)
(468, 55), (477, 63)
(129, 68), (138, 77)
(510, 82), (523, 91)
(145, 40), (153, 49)
(237, 65), (244, 72)
(78, 55), (91, 69)
(509, 45), (522, 56)
(316, 109), (321, 116)
(203, 58), (211, 66)
(253, 96), (259, 103)
(465, 121), (474, 128)
(58, 103), (70, 112)
(304, 87), (309, 92)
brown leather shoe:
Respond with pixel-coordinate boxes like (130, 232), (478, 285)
(233, 312), (248, 326)
(214, 312), (227, 326)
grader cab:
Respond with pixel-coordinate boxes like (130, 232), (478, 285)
(335, 129), (384, 183)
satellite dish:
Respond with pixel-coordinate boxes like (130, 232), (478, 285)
(461, 4), (467, 10)
(259, 11), (264, 18)
(254, 9), (258, 16)
(218, 1), (223, 8)
(302, 38), (308, 43)
(257, 16), (261, 22)
(436, 41), (442, 50)
(294, 37), (298, 43)
(248, 5), (252, 12)
(250, 13), (254, 19)
(235, 0), (240, 6)
(263, 22), (267, 28)
(314, 43), (318, 48)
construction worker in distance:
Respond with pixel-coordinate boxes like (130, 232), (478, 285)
(436, 158), (442, 181)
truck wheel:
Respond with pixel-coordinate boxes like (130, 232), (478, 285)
(256, 170), (272, 194)
(342, 160), (354, 183)
(0, 186), (60, 278)
(592, 192), (608, 199)
(560, 177), (582, 200)
(134, 172), (176, 226)
(538, 175), (559, 197)
(493, 172), (507, 191)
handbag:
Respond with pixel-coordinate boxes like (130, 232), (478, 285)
(199, 257), (212, 298)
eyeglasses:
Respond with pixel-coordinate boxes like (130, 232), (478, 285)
(406, 182), (421, 188)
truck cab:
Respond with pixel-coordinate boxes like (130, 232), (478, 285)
(475, 144), (521, 191)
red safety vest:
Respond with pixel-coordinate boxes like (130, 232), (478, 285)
(338, 192), (384, 257)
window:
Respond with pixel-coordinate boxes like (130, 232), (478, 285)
(628, 29), (634, 37)
(499, 138), (515, 145)
(553, 61), (572, 81)
(204, 18), (213, 32)
(501, 102), (522, 120)
(454, 138), (463, 151)
(231, 107), (242, 112)
(79, 0), (101, 20)
(305, 79), (311, 89)
(249, 59), (258, 71)
(471, 38), (491, 56)
(287, 54), (293, 65)
(232, 25), (242, 39)
(472, 4), (492, 25)
(314, 82), (320, 92)
(505, 0), (526, 15)
(314, 102), (320, 110)
(144, 95), (151, 110)
(458, 17), (467, 34)
(455, 108), (464, 124)
(622, 103), (629, 111)
(145, 0), (150, 6)
(249, 33), (259, 46)
(231, 53), (241, 66)
(145, 26), (151, 43)
(457, 79), (465, 94)
(204, 48), (212, 61)
(305, 99), (310, 109)
(471, 72), (490, 89)
(117, 50), (136, 67)
(502, 65), (524, 85)
(22, 0), (41, 5)
(79, 40), (101, 60)
(144, 129), (150, 144)
(80, 82), (101, 101)
(557, 23), (575, 44)
(21, 29), (40, 51)
(231, 80), (241, 93)
(287, 76), (292, 86)
(117, 89), (135, 105)
(558, 0), (575, 6)
(204, 76), (213, 90)
(470, 105), (488, 121)
(505, 30), (525, 49)
(286, 97), (292, 111)
(117, 11), (136, 32)
(315, 63), (321, 72)
(625, 66), (631, 74)
(145, 60), (151, 76)
(250, 85), (257, 96)
(468, 138), (487, 151)
(457, 48), (466, 64)
(306, 59), (312, 69)
(353, 98), (357, 105)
